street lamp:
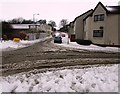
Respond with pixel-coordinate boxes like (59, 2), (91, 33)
(32, 13), (39, 39)
(33, 13), (39, 23)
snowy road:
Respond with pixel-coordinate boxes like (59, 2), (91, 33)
(1, 38), (119, 76)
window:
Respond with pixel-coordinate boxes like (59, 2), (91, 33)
(94, 15), (98, 21)
(93, 30), (103, 37)
(94, 14), (104, 22)
(101, 14), (104, 21)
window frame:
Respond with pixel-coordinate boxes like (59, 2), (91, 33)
(94, 14), (104, 22)
(93, 30), (103, 37)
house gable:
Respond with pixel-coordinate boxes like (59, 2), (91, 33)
(92, 2), (107, 16)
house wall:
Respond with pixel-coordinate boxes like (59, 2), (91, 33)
(74, 17), (82, 39)
(90, 4), (107, 44)
(29, 24), (52, 32)
(105, 14), (119, 45)
(69, 27), (74, 34)
(27, 33), (48, 40)
(68, 23), (76, 42)
(119, 15), (120, 45)
(74, 10), (93, 40)
(68, 23), (75, 35)
(85, 4), (120, 46)
(89, 5), (120, 45)
(29, 24), (52, 36)
(84, 16), (92, 40)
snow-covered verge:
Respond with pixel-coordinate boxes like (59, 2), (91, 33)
(0, 36), (52, 51)
(54, 32), (120, 53)
(0, 64), (118, 92)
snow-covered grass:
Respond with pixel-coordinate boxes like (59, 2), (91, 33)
(0, 36), (51, 51)
(0, 64), (118, 92)
(54, 33), (120, 53)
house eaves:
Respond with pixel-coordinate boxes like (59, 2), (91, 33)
(83, 12), (93, 21)
(73, 9), (93, 22)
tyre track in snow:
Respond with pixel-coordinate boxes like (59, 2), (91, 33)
(1, 38), (120, 76)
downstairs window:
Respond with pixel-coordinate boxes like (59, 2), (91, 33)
(93, 30), (103, 37)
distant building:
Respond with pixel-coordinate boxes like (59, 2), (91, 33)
(68, 22), (76, 42)
(11, 24), (52, 40)
(29, 24), (52, 34)
(28, 24), (52, 40)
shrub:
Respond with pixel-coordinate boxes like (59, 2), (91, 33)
(2, 21), (13, 40)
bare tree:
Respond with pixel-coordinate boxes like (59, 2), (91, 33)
(59, 19), (68, 28)
(38, 19), (46, 24)
(48, 20), (56, 28)
(8, 17), (24, 24)
(18, 17), (24, 23)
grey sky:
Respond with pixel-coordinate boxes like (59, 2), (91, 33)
(0, 0), (119, 26)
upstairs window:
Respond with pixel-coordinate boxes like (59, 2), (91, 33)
(93, 30), (103, 37)
(94, 14), (104, 22)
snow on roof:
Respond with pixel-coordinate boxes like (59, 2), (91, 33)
(106, 6), (120, 14)
(11, 24), (30, 29)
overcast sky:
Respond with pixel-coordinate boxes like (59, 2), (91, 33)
(0, 0), (119, 27)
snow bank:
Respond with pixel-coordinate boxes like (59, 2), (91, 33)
(0, 64), (118, 92)
(55, 33), (120, 53)
(0, 37), (51, 51)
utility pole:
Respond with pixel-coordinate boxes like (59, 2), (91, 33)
(32, 13), (39, 40)
(33, 13), (39, 23)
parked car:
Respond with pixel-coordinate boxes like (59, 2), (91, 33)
(54, 36), (62, 43)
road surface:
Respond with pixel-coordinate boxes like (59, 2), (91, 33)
(1, 38), (120, 76)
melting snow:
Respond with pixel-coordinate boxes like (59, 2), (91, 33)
(54, 33), (120, 53)
(0, 33), (119, 53)
(0, 37), (51, 51)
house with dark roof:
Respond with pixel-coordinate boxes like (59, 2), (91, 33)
(83, 2), (120, 46)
